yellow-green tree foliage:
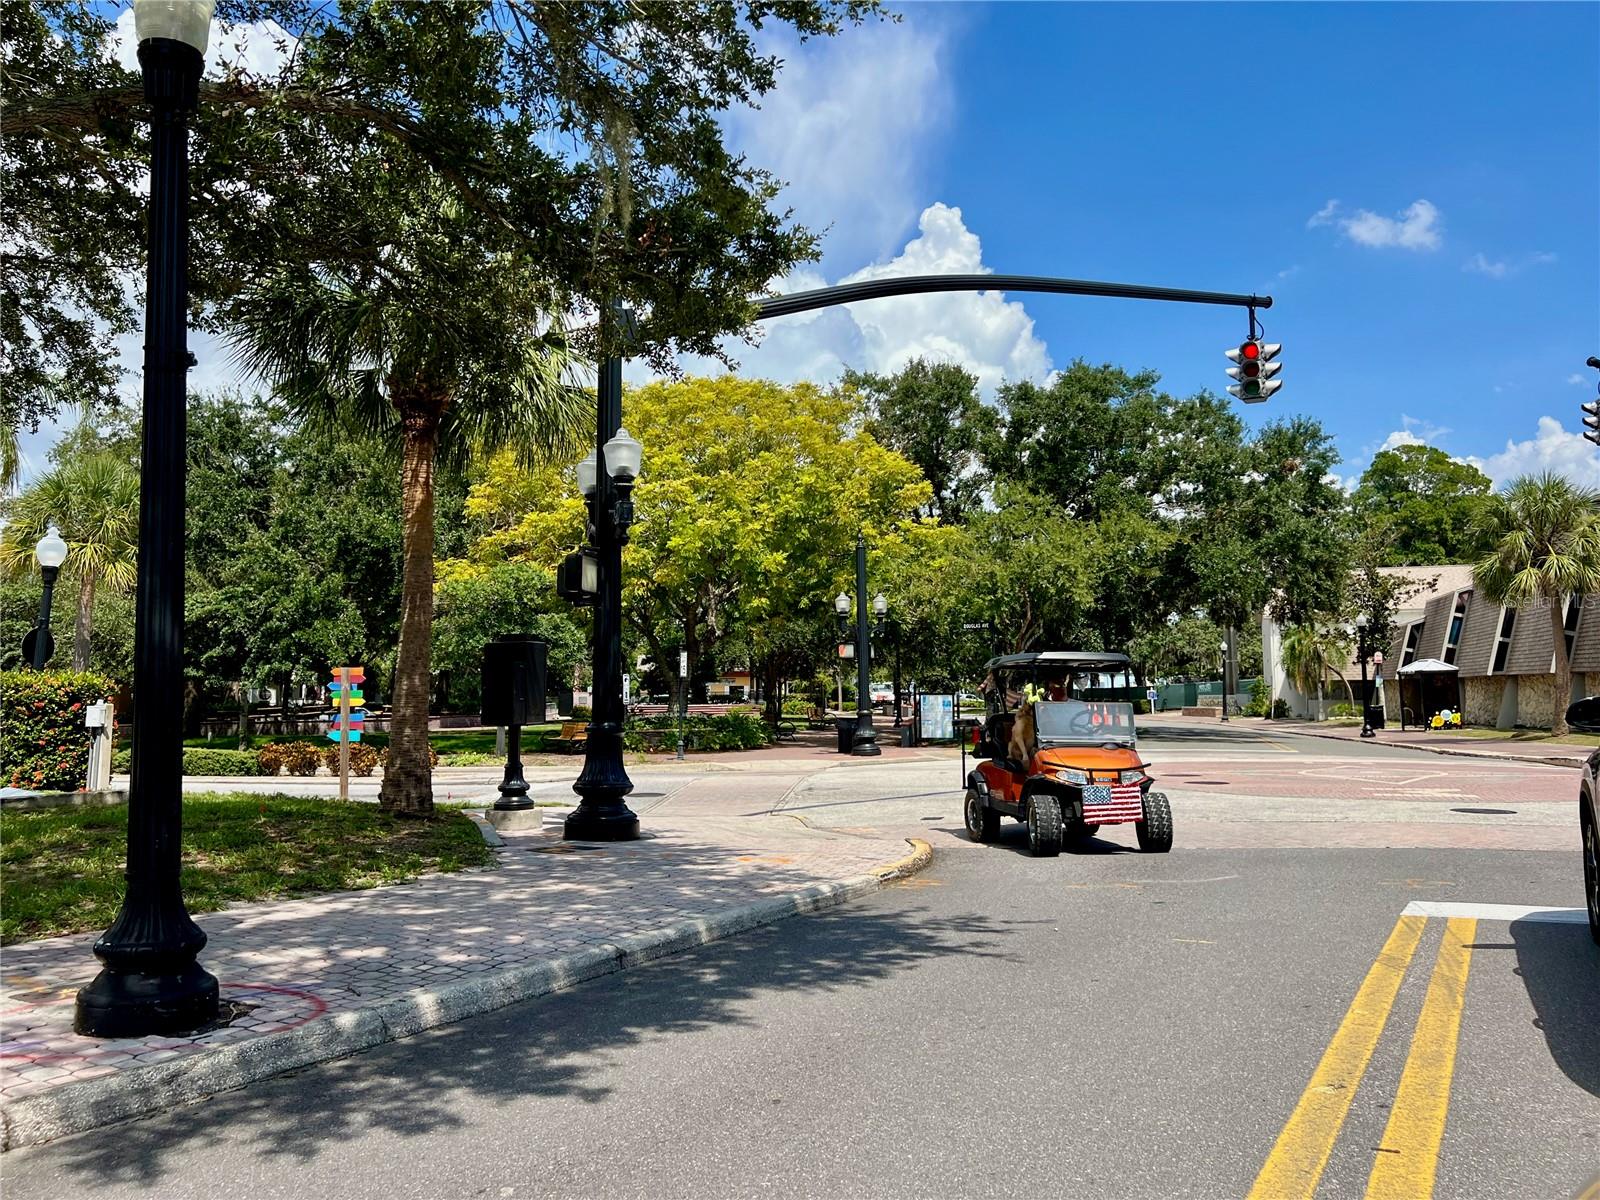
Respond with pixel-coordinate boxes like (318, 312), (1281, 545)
(448, 377), (931, 672)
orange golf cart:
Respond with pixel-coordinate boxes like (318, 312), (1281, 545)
(963, 651), (1173, 857)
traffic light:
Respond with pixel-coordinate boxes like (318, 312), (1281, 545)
(1226, 339), (1282, 403)
(1586, 358), (1600, 447)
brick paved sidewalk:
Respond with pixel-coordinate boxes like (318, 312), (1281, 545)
(0, 774), (920, 1140)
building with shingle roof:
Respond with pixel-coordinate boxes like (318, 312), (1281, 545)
(1262, 564), (1597, 729)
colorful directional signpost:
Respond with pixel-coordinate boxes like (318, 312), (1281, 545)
(327, 666), (365, 800)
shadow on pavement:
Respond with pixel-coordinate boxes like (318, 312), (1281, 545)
(1510, 916), (1600, 1099)
(19, 901), (1020, 1189)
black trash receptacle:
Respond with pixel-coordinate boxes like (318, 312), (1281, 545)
(836, 717), (856, 754)
(899, 724), (914, 748)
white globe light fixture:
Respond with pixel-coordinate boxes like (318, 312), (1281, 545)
(134, 0), (216, 52)
(576, 451), (599, 497)
(1355, 613), (1369, 629)
(35, 524), (68, 570)
(604, 427), (643, 481)
(873, 593), (888, 616)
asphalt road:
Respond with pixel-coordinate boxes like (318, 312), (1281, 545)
(5, 726), (1596, 1199)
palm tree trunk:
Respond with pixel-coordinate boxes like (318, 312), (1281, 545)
(1551, 596), (1572, 737)
(72, 571), (96, 670)
(379, 417), (439, 817)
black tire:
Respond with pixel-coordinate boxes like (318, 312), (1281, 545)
(1583, 809), (1599, 948)
(964, 786), (1000, 843)
(1026, 794), (1064, 857)
(1137, 790), (1173, 853)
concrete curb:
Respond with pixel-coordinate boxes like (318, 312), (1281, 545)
(0, 839), (933, 1151)
(1276, 724), (1587, 770)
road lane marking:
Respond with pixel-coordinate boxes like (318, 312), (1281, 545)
(1247, 915), (1427, 1200)
(1401, 901), (1588, 923)
(1364, 917), (1475, 1200)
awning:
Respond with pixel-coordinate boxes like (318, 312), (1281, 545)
(1396, 658), (1458, 675)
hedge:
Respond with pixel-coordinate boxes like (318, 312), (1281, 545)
(623, 709), (770, 752)
(1, 670), (116, 792)
(111, 748), (268, 776)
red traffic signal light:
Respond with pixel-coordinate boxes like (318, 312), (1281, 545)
(1226, 339), (1282, 402)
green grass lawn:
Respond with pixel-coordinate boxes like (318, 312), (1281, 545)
(1442, 726), (1600, 748)
(0, 793), (494, 944)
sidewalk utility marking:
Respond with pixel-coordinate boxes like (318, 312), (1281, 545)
(1247, 914), (1426, 1200)
(1400, 901), (1588, 923)
(1365, 917), (1474, 1200)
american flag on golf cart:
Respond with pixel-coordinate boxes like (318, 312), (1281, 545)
(1081, 780), (1145, 823)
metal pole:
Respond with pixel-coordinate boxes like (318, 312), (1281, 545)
(338, 668), (351, 801)
(76, 35), (217, 1037)
(567, 302), (639, 840)
(892, 619), (903, 728)
(754, 274), (1270, 321)
(32, 565), (58, 669)
(1359, 630), (1374, 739)
(851, 534), (881, 756)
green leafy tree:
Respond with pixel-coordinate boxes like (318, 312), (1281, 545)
(6, 0), (875, 425)
(1353, 443), (1493, 564)
(431, 561), (587, 713)
(0, 451), (139, 669)
(451, 377), (931, 713)
(1471, 472), (1600, 736)
(847, 359), (996, 522)
(1280, 623), (1355, 720)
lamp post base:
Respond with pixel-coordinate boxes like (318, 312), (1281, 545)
(851, 714), (882, 757)
(74, 961), (219, 1038)
(564, 803), (640, 841)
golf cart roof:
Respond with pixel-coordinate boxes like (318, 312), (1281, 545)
(983, 651), (1133, 674)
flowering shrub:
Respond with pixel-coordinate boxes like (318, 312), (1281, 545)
(0, 670), (115, 792)
(322, 743), (380, 776)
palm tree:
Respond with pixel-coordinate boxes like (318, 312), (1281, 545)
(1280, 622), (1354, 720)
(1472, 472), (1600, 736)
(228, 203), (590, 816)
(0, 452), (139, 669)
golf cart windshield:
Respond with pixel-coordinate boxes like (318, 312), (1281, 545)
(1033, 699), (1137, 747)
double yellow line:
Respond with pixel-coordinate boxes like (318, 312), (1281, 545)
(1248, 915), (1477, 1200)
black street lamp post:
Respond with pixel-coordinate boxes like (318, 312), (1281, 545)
(76, 0), (218, 1037)
(1356, 614), (1375, 739)
(849, 536), (881, 756)
(30, 525), (67, 669)
(567, 305), (643, 841)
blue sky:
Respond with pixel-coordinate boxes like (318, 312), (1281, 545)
(20, 3), (1599, 490)
(714, 0), (1600, 487)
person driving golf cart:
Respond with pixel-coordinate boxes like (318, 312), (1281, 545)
(965, 651), (1173, 858)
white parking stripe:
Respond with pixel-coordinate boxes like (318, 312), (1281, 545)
(1399, 901), (1589, 923)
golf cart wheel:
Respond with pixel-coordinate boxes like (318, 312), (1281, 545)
(1137, 791), (1173, 853)
(1584, 810), (1599, 948)
(965, 787), (1000, 843)
(1026, 794), (1064, 858)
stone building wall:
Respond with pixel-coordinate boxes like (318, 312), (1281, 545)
(1515, 674), (1557, 729)
(1462, 677), (1504, 727)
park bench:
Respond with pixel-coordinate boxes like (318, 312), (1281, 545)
(548, 721), (589, 753)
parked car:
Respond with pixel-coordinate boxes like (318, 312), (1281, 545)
(1562, 698), (1600, 946)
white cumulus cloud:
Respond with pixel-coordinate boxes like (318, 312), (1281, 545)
(1570, 374), (1589, 386)
(1463, 250), (1558, 279)
(657, 203), (1052, 397)
(1466, 417), (1600, 488)
(724, 15), (953, 269)
(1309, 199), (1442, 251)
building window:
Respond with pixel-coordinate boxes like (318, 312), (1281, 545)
(1491, 608), (1516, 674)
(1442, 593), (1468, 665)
(1401, 623), (1423, 667)
(1563, 595), (1580, 659)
